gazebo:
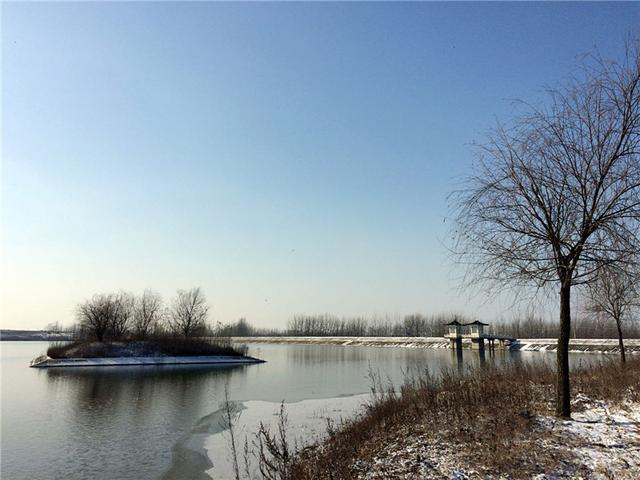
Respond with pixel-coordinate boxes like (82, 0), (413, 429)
(443, 319), (516, 353)
(463, 320), (490, 351)
(444, 319), (464, 351)
(445, 319), (463, 338)
(463, 320), (490, 338)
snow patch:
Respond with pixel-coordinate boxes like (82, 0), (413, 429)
(533, 397), (640, 479)
(203, 394), (369, 479)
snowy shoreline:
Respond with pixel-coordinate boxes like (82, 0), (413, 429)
(201, 394), (370, 480)
(191, 391), (640, 480)
(29, 355), (264, 368)
(356, 397), (640, 479)
(233, 336), (640, 354)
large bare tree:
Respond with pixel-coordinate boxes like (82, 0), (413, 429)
(110, 291), (135, 339)
(133, 289), (163, 338)
(77, 292), (135, 341)
(452, 44), (640, 417)
(170, 287), (209, 338)
(77, 294), (118, 342)
(586, 264), (638, 363)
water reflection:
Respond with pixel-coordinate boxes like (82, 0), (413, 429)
(41, 365), (249, 480)
(478, 346), (486, 365)
(453, 346), (464, 372)
(286, 342), (373, 365)
(46, 366), (250, 427)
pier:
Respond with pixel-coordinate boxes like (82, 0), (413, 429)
(444, 320), (516, 353)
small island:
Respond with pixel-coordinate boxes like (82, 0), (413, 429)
(30, 288), (264, 368)
(30, 338), (264, 368)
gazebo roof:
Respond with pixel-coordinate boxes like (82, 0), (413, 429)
(463, 320), (490, 326)
(445, 320), (463, 326)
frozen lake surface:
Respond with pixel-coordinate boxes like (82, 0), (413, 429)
(1, 341), (601, 480)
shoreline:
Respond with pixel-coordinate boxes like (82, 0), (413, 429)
(349, 397), (640, 479)
(30, 355), (265, 368)
(233, 336), (640, 354)
(200, 394), (370, 480)
(286, 359), (640, 479)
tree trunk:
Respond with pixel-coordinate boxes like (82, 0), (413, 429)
(615, 318), (626, 364)
(556, 283), (572, 418)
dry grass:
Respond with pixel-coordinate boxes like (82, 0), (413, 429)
(286, 358), (640, 479)
(46, 337), (247, 359)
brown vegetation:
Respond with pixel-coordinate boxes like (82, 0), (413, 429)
(46, 337), (247, 359)
(284, 359), (640, 479)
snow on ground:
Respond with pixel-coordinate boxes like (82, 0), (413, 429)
(533, 395), (640, 479)
(351, 429), (463, 479)
(353, 396), (640, 480)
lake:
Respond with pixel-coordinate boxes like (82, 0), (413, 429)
(1, 341), (598, 480)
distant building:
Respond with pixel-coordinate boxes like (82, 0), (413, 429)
(463, 320), (490, 338)
(445, 319), (463, 337)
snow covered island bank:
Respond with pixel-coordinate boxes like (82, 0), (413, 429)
(231, 336), (640, 355)
(30, 354), (264, 368)
(29, 339), (264, 368)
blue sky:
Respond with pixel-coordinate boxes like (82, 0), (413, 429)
(2, 2), (640, 329)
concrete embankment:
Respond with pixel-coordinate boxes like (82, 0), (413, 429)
(514, 338), (640, 354)
(30, 355), (264, 368)
(235, 336), (449, 348)
(233, 336), (640, 354)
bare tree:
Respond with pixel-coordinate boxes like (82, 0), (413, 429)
(77, 294), (118, 342)
(256, 403), (292, 480)
(221, 384), (242, 480)
(451, 43), (640, 417)
(170, 287), (209, 338)
(586, 264), (638, 363)
(133, 289), (163, 338)
(109, 291), (134, 339)
(44, 321), (64, 334)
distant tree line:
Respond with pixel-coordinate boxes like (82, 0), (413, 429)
(215, 317), (283, 337)
(219, 312), (640, 339)
(490, 313), (640, 340)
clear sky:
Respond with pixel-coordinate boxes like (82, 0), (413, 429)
(2, 2), (640, 330)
